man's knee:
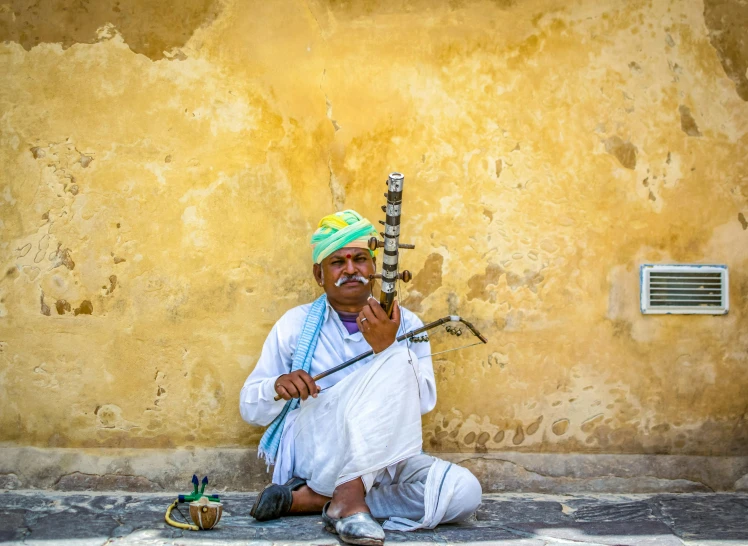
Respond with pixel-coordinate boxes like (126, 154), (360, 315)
(443, 466), (482, 523)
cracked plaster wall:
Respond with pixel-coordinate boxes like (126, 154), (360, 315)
(0, 0), (747, 461)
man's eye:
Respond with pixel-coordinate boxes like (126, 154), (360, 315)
(331, 260), (343, 266)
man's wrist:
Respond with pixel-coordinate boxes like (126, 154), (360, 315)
(266, 375), (285, 400)
(273, 374), (287, 393)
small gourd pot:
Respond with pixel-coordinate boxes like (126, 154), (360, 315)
(189, 499), (223, 530)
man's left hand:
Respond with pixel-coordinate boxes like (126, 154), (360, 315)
(357, 297), (400, 353)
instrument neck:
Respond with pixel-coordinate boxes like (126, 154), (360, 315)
(379, 172), (404, 317)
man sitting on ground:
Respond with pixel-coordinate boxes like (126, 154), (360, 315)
(240, 210), (481, 545)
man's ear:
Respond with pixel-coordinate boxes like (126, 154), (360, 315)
(313, 263), (323, 286)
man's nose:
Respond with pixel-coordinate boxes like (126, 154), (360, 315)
(344, 258), (357, 274)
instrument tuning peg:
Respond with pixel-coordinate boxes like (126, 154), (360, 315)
(399, 270), (412, 283)
(381, 205), (386, 212)
(368, 237), (381, 251)
(384, 193), (388, 198)
(379, 220), (385, 225)
(380, 231), (385, 237)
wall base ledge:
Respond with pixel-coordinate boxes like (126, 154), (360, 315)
(1, 447), (747, 493)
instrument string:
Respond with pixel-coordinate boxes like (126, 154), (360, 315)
(397, 274), (415, 363)
(424, 341), (484, 359)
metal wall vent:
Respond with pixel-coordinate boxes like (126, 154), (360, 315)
(640, 264), (728, 315)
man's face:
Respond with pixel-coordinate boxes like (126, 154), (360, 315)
(314, 247), (376, 307)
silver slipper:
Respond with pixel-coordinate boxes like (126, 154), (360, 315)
(321, 501), (385, 546)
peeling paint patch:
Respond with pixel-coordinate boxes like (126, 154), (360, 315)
(679, 105), (702, 137)
(704, 0), (748, 101)
(506, 268), (544, 293)
(526, 416), (543, 435)
(105, 275), (118, 295)
(402, 253), (443, 311)
(74, 300), (93, 316)
(50, 244), (75, 270)
(55, 299), (71, 315)
(581, 414), (605, 433)
(79, 154), (93, 168)
(604, 136), (637, 170)
(739, 212), (747, 230)
(552, 419), (570, 436)
(40, 291), (51, 316)
(0, 0), (224, 61)
(95, 404), (126, 429)
(17, 243), (32, 258)
(467, 263), (504, 301)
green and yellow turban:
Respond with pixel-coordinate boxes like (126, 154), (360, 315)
(311, 210), (378, 264)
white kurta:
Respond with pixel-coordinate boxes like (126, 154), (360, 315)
(292, 344), (425, 495)
(239, 299), (437, 484)
(239, 299), (482, 529)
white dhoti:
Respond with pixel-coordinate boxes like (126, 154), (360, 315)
(286, 345), (482, 530)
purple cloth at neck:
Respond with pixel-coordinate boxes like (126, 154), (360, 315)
(336, 310), (360, 334)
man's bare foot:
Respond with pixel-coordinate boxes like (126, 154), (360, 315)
(289, 485), (329, 514)
(326, 478), (369, 519)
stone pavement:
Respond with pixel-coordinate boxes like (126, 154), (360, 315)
(1, 491), (747, 545)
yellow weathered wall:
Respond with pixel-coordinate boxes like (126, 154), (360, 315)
(1, 0), (747, 458)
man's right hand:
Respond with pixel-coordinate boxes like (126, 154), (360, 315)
(274, 370), (320, 401)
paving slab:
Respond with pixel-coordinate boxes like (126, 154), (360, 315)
(1, 491), (747, 545)
(504, 522), (684, 545)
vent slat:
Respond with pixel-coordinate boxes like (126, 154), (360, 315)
(649, 299), (722, 305)
(650, 284), (722, 290)
(650, 274), (721, 277)
(650, 272), (721, 276)
(650, 300), (722, 303)
(649, 292), (722, 297)
(650, 294), (722, 298)
(650, 298), (722, 302)
(650, 286), (722, 292)
(650, 273), (721, 276)
(650, 293), (721, 296)
(650, 301), (720, 309)
(650, 283), (721, 287)
(650, 301), (721, 304)
(649, 280), (722, 284)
